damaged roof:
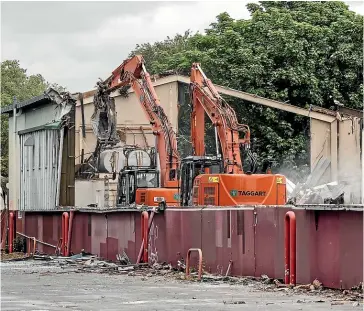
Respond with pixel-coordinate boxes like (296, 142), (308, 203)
(1, 88), (78, 115)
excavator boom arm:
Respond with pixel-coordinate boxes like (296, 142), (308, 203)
(107, 55), (179, 187)
(190, 63), (250, 174)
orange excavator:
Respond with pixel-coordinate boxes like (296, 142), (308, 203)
(180, 63), (286, 206)
(100, 55), (180, 206)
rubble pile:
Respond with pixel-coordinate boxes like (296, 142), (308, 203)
(2, 252), (362, 306)
(31, 253), (180, 278)
(287, 157), (359, 204)
(256, 275), (363, 304)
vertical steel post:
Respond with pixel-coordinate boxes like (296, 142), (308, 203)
(361, 118), (364, 204)
(8, 212), (14, 253)
(66, 211), (74, 257)
(55, 128), (64, 207)
(141, 211), (149, 263)
(33, 237), (36, 256)
(284, 211), (296, 285)
(62, 212), (69, 256)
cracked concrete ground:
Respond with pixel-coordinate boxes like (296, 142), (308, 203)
(1, 261), (361, 311)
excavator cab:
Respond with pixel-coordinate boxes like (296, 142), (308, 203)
(117, 167), (180, 207)
(117, 168), (159, 206)
(180, 156), (223, 206)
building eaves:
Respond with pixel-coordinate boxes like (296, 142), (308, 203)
(1, 94), (52, 115)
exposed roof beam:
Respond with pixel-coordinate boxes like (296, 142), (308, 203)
(176, 76), (336, 123)
(78, 74), (357, 123)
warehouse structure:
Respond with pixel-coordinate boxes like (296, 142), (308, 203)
(1, 75), (363, 290)
(2, 74), (363, 210)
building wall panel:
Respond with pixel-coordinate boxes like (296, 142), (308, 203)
(339, 211), (363, 289)
(230, 209), (255, 276)
(254, 208), (278, 278)
(19, 129), (60, 211)
(163, 209), (182, 266)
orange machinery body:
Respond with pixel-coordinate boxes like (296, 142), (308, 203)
(192, 173), (286, 206)
(136, 188), (179, 207)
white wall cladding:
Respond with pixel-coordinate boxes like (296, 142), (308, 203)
(20, 129), (60, 210)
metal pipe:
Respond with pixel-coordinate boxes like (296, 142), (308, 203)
(62, 212), (69, 256)
(12, 98), (17, 211)
(12, 100), (22, 211)
(284, 211), (296, 286)
(361, 118), (364, 204)
(136, 239), (144, 264)
(1, 211), (7, 249)
(33, 237), (36, 257)
(79, 94), (86, 138)
(8, 212), (14, 253)
(3, 187), (10, 250)
(61, 213), (65, 255)
(66, 211), (74, 257)
(141, 211), (149, 263)
(27, 238), (31, 255)
(185, 248), (203, 281)
(225, 260), (233, 277)
(79, 93), (86, 164)
(16, 232), (57, 249)
(55, 128), (64, 207)
(214, 126), (220, 158)
(136, 210), (155, 264)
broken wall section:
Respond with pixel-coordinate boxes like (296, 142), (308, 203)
(74, 78), (180, 166)
(291, 115), (363, 204)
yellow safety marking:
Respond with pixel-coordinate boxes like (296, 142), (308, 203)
(276, 177), (283, 184)
(208, 177), (219, 183)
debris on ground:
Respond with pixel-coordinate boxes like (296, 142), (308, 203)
(33, 254), (53, 261)
(177, 259), (185, 271)
(261, 274), (272, 284)
(116, 250), (131, 265)
(0, 251), (30, 262)
(3, 251), (362, 306)
(223, 300), (246, 304)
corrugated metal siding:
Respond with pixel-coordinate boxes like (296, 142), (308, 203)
(20, 129), (60, 210)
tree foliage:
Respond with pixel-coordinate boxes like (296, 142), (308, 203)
(1, 60), (65, 176)
(131, 1), (363, 182)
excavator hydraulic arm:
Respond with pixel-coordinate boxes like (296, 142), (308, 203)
(184, 63), (287, 207)
(190, 63), (250, 174)
(105, 55), (180, 188)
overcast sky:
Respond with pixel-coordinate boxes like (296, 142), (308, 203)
(1, 1), (363, 92)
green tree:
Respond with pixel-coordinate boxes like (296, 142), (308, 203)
(131, 1), (363, 182)
(1, 60), (65, 176)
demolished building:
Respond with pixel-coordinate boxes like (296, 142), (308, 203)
(1, 74), (363, 289)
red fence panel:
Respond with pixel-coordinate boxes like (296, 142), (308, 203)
(230, 209), (255, 276)
(20, 207), (363, 289)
